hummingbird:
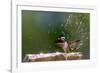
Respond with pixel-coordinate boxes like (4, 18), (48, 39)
(56, 36), (69, 53)
(56, 36), (81, 53)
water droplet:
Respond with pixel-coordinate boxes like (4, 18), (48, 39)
(69, 15), (71, 18)
(80, 21), (82, 24)
(40, 53), (44, 55)
(61, 31), (65, 36)
(61, 24), (64, 27)
(56, 52), (61, 55)
(80, 43), (83, 46)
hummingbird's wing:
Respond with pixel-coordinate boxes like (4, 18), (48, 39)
(68, 40), (81, 50)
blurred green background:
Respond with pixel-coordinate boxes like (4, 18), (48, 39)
(22, 10), (90, 61)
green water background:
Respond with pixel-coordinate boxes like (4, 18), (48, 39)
(22, 10), (90, 61)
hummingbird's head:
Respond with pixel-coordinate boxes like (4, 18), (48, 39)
(57, 36), (65, 42)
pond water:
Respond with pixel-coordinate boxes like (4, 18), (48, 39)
(22, 10), (90, 61)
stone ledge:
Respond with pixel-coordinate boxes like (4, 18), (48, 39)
(23, 52), (83, 62)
